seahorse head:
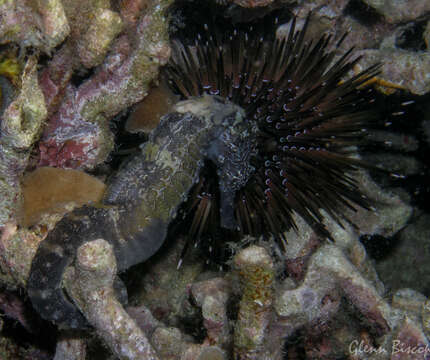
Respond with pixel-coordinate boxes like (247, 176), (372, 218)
(175, 95), (258, 230)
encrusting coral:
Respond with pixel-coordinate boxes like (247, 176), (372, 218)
(125, 80), (179, 133)
(21, 167), (106, 227)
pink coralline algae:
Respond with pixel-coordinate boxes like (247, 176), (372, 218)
(37, 0), (171, 169)
(39, 137), (101, 169)
(37, 85), (114, 169)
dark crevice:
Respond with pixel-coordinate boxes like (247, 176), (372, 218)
(395, 21), (428, 51)
(344, 0), (384, 26)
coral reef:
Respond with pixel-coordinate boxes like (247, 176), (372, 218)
(357, 49), (430, 95)
(65, 238), (159, 359)
(0, 56), (47, 226)
(37, 0), (172, 169)
(0, 0), (69, 52)
(124, 189), (426, 359)
(291, 0), (430, 95)
(362, 0), (430, 24)
(0, 0), (428, 359)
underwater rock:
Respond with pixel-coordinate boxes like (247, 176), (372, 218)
(391, 317), (429, 360)
(119, 0), (150, 28)
(276, 244), (392, 336)
(151, 327), (183, 359)
(37, 2), (125, 117)
(65, 238), (159, 359)
(1, 58), (46, 150)
(392, 288), (428, 322)
(232, 0), (275, 8)
(38, 96), (114, 169)
(357, 47), (430, 96)
(362, 0), (430, 24)
(21, 167), (106, 227)
(190, 278), (231, 349)
(196, 347), (226, 360)
(53, 334), (86, 360)
(61, 0), (111, 39)
(0, 224), (44, 288)
(348, 170), (412, 238)
(291, 0), (430, 96)
(423, 299), (430, 339)
(364, 153), (423, 177)
(233, 245), (275, 359)
(0, 0), (69, 52)
(38, 45), (76, 117)
(134, 235), (205, 327)
(76, 8), (123, 69)
(367, 130), (419, 153)
(376, 214), (430, 296)
(126, 305), (162, 337)
(425, 20), (430, 49)
(38, 0), (172, 169)
(0, 56), (47, 226)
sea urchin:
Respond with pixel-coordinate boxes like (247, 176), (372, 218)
(165, 14), (381, 253)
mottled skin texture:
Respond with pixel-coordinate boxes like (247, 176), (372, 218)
(28, 96), (257, 329)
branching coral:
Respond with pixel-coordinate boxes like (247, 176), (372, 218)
(0, 0), (69, 52)
(65, 238), (160, 359)
(233, 245), (275, 359)
(0, 56), (47, 226)
(38, 0), (172, 169)
(122, 205), (428, 359)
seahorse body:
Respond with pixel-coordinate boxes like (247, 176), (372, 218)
(27, 95), (257, 329)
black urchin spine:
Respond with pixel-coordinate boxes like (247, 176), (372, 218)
(166, 14), (381, 248)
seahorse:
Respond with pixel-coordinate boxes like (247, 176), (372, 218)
(27, 95), (258, 329)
